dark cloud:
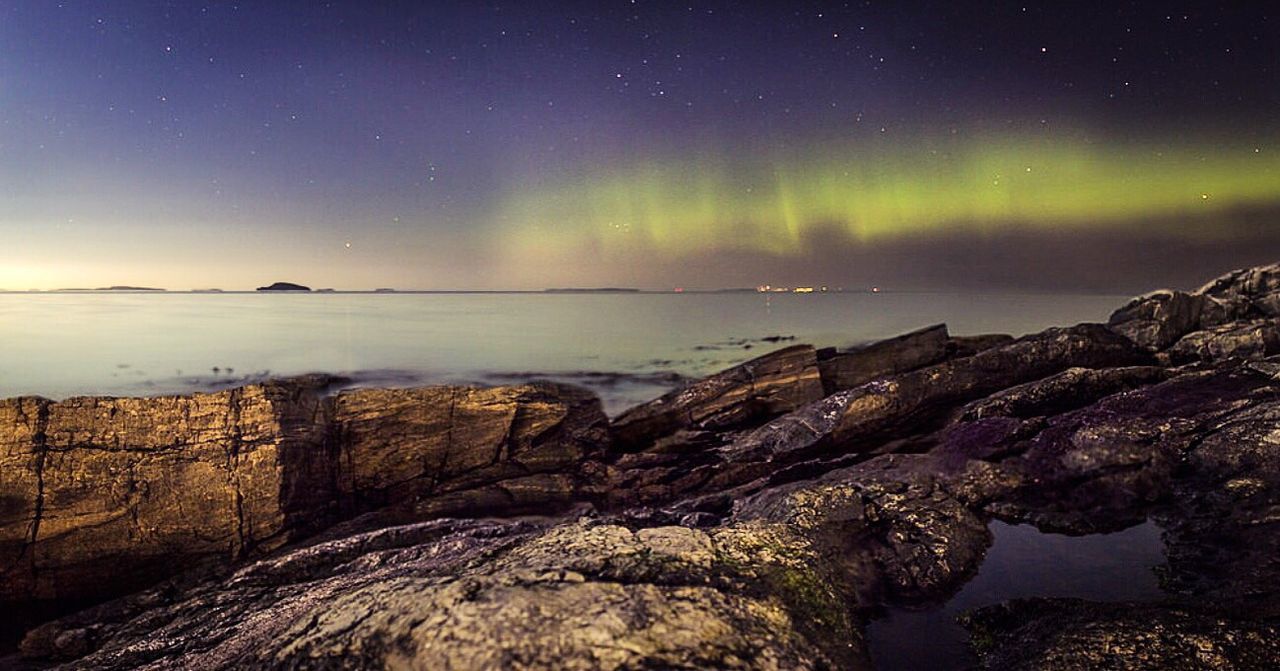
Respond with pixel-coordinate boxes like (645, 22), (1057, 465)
(595, 204), (1280, 293)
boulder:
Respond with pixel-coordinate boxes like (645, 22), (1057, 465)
(735, 453), (992, 607)
(1107, 289), (1206, 350)
(610, 345), (823, 451)
(737, 324), (1152, 461)
(1193, 263), (1280, 325)
(958, 366), (1171, 421)
(1195, 263), (1280, 302)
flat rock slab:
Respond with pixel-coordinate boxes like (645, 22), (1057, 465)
(21, 519), (865, 671)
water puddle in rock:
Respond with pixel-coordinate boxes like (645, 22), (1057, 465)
(865, 519), (1166, 670)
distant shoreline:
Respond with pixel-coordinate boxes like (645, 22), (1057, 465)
(543, 287), (640, 294)
(0, 288), (1139, 297)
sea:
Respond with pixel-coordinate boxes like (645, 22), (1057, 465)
(0, 290), (1126, 413)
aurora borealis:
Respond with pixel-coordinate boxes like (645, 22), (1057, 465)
(499, 130), (1280, 256)
(2, 2), (1278, 291)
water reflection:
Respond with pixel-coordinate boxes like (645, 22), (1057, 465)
(866, 520), (1166, 670)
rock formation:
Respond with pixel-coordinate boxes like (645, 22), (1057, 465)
(6, 263), (1280, 670)
(0, 381), (607, 606)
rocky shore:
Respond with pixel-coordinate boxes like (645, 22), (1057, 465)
(5, 264), (1280, 670)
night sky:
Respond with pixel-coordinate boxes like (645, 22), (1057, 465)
(3, 1), (1278, 291)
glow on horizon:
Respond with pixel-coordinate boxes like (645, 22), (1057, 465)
(5, 131), (1278, 291)
(496, 131), (1280, 261)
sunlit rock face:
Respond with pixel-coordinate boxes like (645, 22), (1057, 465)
(7, 263), (1280, 671)
(0, 379), (334, 603)
(0, 380), (609, 606)
(329, 383), (609, 518)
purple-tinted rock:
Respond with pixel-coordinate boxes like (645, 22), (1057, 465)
(818, 324), (951, 394)
(610, 345), (823, 451)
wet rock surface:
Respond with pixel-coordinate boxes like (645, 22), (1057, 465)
(962, 599), (1280, 671)
(6, 263), (1280, 670)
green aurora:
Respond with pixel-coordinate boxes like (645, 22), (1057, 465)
(498, 130), (1280, 262)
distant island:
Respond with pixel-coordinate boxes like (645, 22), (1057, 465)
(52, 286), (166, 292)
(191, 288), (224, 293)
(256, 282), (311, 292)
(374, 288), (397, 293)
(543, 287), (640, 293)
(316, 288), (337, 293)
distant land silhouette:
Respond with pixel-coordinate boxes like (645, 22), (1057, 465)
(256, 282), (311, 292)
(543, 287), (639, 293)
(51, 286), (166, 292)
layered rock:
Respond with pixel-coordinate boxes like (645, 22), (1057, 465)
(330, 383), (609, 517)
(609, 323), (1151, 507)
(919, 363), (1274, 537)
(817, 323), (952, 394)
(1196, 262), (1280, 317)
(1107, 262), (1280, 356)
(1107, 289), (1207, 350)
(0, 380), (334, 604)
(610, 344), (823, 452)
(1167, 319), (1280, 363)
(0, 381), (608, 608)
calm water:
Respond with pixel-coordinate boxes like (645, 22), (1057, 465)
(0, 291), (1125, 412)
(866, 520), (1167, 671)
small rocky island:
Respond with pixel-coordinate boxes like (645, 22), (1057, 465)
(255, 281), (311, 292)
(4, 263), (1280, 669)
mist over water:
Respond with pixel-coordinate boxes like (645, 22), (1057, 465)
(0, 292), (1124, 412)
